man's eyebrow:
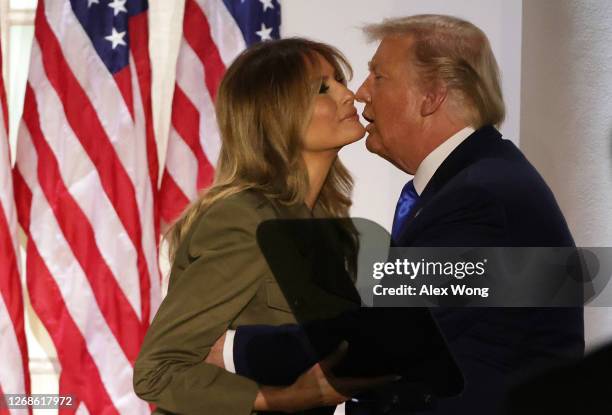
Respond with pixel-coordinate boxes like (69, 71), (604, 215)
(368, 60), (377, 71)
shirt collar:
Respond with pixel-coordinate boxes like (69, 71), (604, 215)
(413, 126), (475, 195)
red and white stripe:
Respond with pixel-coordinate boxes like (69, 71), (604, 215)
(0, 44), (30, 415)
(159, 0), (246, 223)
(13, 1), (159, 413)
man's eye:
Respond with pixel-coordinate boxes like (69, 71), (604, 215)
(319, 83), (330, 93)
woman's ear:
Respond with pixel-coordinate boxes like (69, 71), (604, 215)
(420, 82), (448, 117)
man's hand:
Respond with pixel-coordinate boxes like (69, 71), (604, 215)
(253, 341), (399, 412)
(204, 331), (226, 369)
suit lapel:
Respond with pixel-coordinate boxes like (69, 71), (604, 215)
(394, 125), (503, 246)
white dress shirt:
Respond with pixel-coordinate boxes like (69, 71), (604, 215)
(222, 126), (475, 415)
(413, 126), (475, 195)
(222, 329), (237, 373)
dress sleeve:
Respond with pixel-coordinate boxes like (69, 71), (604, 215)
(133, 198), (268, 415)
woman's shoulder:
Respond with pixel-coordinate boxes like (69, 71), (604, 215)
(199, 190), (277, 222)
(187, 190), (278, 242)
(211, 189), (272, 212)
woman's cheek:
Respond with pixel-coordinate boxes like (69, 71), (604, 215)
(306, 101), (337, 149)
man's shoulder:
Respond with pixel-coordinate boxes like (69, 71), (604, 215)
(423, 137), (572, 245)
(449, 137), (549, 200)
(425, 127), (535, 201)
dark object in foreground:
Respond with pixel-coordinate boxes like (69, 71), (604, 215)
(504, 342), (612, 415)
(233, 218), (465, 412)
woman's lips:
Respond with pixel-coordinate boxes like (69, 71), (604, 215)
(343, 113), (360, 121)
(341, 110), (359, 121)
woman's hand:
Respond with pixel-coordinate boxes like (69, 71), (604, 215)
(204, 331), (226, 368)
(254, 342), (399, 413)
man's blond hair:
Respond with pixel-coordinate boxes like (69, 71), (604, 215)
(364, 14), (505, 128)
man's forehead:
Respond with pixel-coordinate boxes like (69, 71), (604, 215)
(370, 36), (412, 67)
(383, 35), (414, 53)
(368, 46), (386, 70)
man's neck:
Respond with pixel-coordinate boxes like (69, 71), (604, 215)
(413, 125), (476, 195)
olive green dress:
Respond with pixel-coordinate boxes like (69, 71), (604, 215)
(133, 190), (332, 414)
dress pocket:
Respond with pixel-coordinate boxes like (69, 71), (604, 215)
(265, 280), (293, 313)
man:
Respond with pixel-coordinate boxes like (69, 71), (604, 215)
(351, 14), (584, 413)
(207, 15), (584, 414)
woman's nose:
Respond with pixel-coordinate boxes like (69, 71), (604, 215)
(340, 85), (356, 105)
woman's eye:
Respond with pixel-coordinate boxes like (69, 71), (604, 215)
(319, 83), (330, 94)
(335, 76), (345, 84)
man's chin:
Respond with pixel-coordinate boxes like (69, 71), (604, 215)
(365, 134), (397, 167)
(365, 133), (382, 155)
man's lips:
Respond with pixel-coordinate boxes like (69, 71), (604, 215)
(362, 113), (376, 133)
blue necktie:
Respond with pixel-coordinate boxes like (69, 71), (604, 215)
(391, 180), (419, 241)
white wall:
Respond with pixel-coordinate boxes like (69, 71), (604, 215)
(521, 0), (612, 350)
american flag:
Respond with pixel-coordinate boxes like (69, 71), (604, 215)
(159, 0), (281, 223)
(13, 0), (160, 413)
(0, 45), (31, 415)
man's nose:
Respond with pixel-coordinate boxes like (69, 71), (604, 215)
(355, 78), (371, 104)
(355, 75), (372, 104)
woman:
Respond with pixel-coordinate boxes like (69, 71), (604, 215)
(134, 38), (379, 414)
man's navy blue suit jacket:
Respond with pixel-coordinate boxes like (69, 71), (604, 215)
(389, 125), (584, 414)
(232, 126), (585, 414)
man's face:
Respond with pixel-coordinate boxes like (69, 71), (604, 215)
(356, 36), (425, 174)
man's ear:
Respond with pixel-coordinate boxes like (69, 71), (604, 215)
(420, 82), (448, 117)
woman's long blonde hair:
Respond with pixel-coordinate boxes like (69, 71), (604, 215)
(167, 38), (355, 261)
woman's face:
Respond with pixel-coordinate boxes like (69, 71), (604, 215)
(302, 54), (366, 153)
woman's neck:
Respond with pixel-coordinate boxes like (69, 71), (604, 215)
(302, 150), (338, 210)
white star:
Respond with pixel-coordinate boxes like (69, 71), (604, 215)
(259, 0), (274, 12)
(105, 28), (127, 49)
(87, 0), (99, 7)
(255, 23), (273, 41)
(108, 0), (127, 16)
